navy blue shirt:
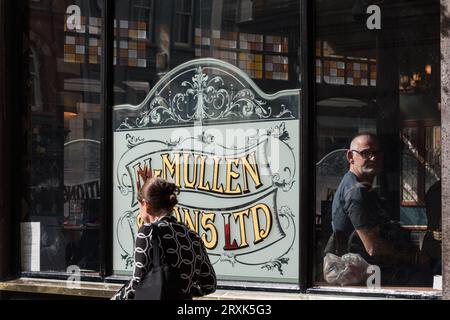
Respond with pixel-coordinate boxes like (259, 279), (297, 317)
(332, 171), (390, 240)
(330, 172), (433, 285)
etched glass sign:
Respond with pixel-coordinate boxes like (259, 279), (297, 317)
(113, 58), (301, 283)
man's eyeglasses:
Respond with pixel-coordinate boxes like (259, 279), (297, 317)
(351, 149), (383, 159)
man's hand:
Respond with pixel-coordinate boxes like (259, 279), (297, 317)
(433, 230), (442, 241)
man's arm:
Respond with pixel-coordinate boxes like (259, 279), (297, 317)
(356, 226), (388, 257)
(345, 187), (430, 267)
(356, 226), (428, 267)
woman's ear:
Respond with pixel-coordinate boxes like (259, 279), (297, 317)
(143, 201), (152, 214)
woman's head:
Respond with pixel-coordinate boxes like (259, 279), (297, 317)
(137, 177), (179, 222)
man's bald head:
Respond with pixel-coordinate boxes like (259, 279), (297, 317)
(350, 133), (380, 151)
(347, 133), (383, 183)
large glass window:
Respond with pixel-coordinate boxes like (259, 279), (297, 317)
(14, 0), (445, 296)
(22, 0), (103, 274)
(112, 0), (302, 285)
(315, 0), (441, 289)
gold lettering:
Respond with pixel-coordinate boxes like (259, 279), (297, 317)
(201, 213), (218, 250)
(250, 203), (272, 244)
(161, 153), (181, 187)
(132, 159), (152, 200)
(242, 152), (262, 193)
(136, 216), (144, 229)
(173, 206), (182, 222)
(225, 158), (242, 194)
(197, 156), (211, 192)
(233, 209), (250, 248)
(183, 208), (199, 233)
(153, 170), (162, 178)
(211, 157), (224, 193)
(183, 154), (199, 189)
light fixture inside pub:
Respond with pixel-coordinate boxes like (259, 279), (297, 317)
(64, 105), (78, 119)
(399, 64), (433, 94)
(62, 92), (79, 119)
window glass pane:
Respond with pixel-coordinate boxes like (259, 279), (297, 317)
(315, 0), (441, 288)
(176, 0), (192, 13)
(22, 0), (103, 274)
(113, 0), (302, 285)
(425, 126), (441, 192)
(174, 14), (192, 44)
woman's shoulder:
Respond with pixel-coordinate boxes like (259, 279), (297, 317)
(138, 223), (155, 235)
(159, 216), (202, 239)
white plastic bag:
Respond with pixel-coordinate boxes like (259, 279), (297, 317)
(323, 253), (371, 286)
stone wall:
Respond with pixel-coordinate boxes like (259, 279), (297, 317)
(441, 0), (450, 301)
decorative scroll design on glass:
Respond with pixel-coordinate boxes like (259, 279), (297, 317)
(259, 206), (295, 275)
(125, 134), (145, 149)
(114, 122), (297, 275)
(114, 58), (299, 130)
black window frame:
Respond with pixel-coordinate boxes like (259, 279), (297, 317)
(14, 0), (309, 292)
(1, 0), (442, 300)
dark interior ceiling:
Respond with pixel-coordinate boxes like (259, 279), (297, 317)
(315, 0), (440, 58)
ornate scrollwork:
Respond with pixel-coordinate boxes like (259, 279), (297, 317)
(198, 132), (215, 145)
(125, 134), (145, 149)
(219, 253), (237, 267)
(117, 211), (138, 269)
(268, 122), (290, 142)
(272, 168), (296, 192)
(260, 206), (295, 275)
(119, 66), (294, 129)
(261, 258), (290, 275)
(166, 137), (182, 148)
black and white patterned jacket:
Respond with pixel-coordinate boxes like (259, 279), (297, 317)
(112, 215), (216, 300)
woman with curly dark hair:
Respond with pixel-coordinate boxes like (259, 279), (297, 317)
(112, 177), (216, 300)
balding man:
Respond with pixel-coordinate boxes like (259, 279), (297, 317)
(329, 133), (432, 286)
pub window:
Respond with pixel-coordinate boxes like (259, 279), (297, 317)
(131, 0), (155, 43)
(174, 0), (194, 45)
(114, 0), (153, 69)
(238, 0), (253, 23)
(314, 0), (441, 291)
(194, 28), (289, 81)
(401, 123), (441, 207)
(112, 0), (302, 287)
(194, 0), (293, 83)
(113, 0), (155, 107)
(315, 40), (377, 87)
(22, 0), (103, 275)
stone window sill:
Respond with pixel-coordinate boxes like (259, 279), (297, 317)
(1, 278), (441, 300)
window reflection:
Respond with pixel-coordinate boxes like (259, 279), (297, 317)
(315, 0), (441, 288)
(112, 0), (302, 284)
(24, 0), (102, 273)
